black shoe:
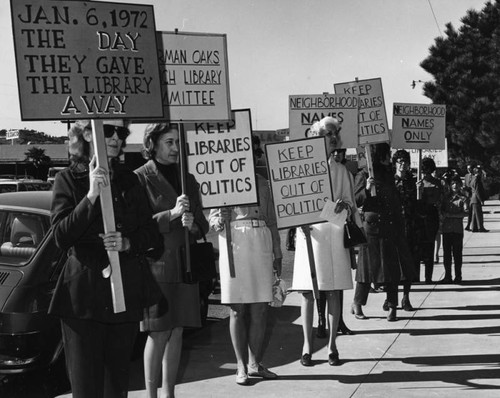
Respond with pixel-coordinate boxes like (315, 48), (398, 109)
(479, 229), (489, 232)
(351, 304), (368, 319)
(464, 227), (471, 231)
(328, 352), (341, 366)
(382, 299), (389, 311)
(316, 323), (327, 338)
(387, 308), (397, 322)
(401, 296), (414, 311)
(439, 277), (453, 284)
(338, 324), (354, 335)
(300, 353), (313, 367)
(454, 277), (462, 284)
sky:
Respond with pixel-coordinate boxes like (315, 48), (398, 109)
(0, 0), (489, 143)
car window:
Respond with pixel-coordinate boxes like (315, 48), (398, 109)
(0, 211), (50, 266)
(0, 184), (17, 193)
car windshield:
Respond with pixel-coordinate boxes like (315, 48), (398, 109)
(0, 211), (50, 266)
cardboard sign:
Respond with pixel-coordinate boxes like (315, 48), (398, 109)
(334, 78), (389, 144)
(158, 31), (231, 122)
(265, 137), (333, 229)
(184, 109), (257, 208)
(391, 103), (446, 150)
(11, 0), (163, 121)
(407, 141), (449, 168)
(288, 94), (359, 146)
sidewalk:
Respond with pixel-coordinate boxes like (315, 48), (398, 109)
(66, 201), (500, 398)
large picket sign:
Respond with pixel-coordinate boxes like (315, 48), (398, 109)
(391, 103), (446, 150)
(265, 137), (333, 230)
(184, 109), (258, 208)
(334, 78), (389, 145)
(158, 31), (231, 123)
(11, 0), (163, 120)
(288, 94), (359, 146)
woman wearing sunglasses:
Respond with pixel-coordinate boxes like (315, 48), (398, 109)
(49, 120), (163, 398)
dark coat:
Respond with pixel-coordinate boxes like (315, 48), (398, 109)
(134, 160), (209, 283)
(355, 164), (415, 284)
(49, 161), (163, 323)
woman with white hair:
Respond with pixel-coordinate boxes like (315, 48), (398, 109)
(291, 116), (359, 367)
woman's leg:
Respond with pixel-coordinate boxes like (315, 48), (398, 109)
(326, 291), (340, 355)
(435, 231), (441, 263)
(229, 304), (249, 374)
(316, 291), (327, 338)
(442, 233), (453, 281)
(247, 302), (268, 367)
(144, 331), (170, 398)
(161, 327), (183, 398)
(301, 292), (314, 355)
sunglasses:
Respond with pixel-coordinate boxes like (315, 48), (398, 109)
(103, 124), (129, 140)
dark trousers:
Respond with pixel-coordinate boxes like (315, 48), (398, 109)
(442, 232), (463, 280)
(353, 282), (398, 308)
(470, 203), (484, 231)
(61, 318), (138, 398)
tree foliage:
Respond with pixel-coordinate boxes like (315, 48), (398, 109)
(24, 147), (52, 170)
(420, 0), (500, 175)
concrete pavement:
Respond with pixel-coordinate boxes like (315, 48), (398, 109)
(63, 200), (500, 398)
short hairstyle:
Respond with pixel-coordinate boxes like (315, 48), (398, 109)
(141, 122), (179, 160)
(421, 157), (436, 174)
(67, 120), (91, 163)
(67, 120), (130, 163)
(392, 149), (410, 165)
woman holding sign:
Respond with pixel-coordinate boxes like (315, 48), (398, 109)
(291, 117), (359, 367)
(135, 123), (209, 398)
(352, 143), (414, 321)
(209, 135), (282, 385)
(49, 120), (163, 398)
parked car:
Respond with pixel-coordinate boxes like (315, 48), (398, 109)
(0, 179), (52, 194)
(0, 191), (66, 374)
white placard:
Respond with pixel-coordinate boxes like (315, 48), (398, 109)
(391, 103), (446, 150)
(185, 109), (257, 208)
(11, 0), (163, 120)
(334, 78), (389, 145)
(158, 31), (231, 122)
(265, 137), (333, 229)
(288, 94), (359, 146)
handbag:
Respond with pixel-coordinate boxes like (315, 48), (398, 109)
(269, 277), (287, 307)
(179, 232), (217, 284)
(343, 217), (367, 248)
(139, 255), (168, 317)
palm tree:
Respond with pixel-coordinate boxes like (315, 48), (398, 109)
(24, 147), (51, 179)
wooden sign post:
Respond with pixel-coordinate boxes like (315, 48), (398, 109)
(157, 31), (233, 277)
(266, 137), (333, 305)
(91, 120), (125, 312)
(11, 0), (164, 313)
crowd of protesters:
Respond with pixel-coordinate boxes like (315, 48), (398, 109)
(49, 117), (488, 397)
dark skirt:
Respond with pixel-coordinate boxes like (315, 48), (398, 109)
(356, 228), (415, 284)
(140, 282), (201, 332)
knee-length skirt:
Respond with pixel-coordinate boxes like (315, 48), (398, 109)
(218, 222), (274, 304)
(291, 222), (353, 291)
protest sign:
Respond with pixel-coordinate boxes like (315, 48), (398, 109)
(158, 31), (231, 123)
(391, 103), (446, 150)
(408, 142), (449, 168)
(334, 78), (389, 144)
(288, 93), (359, 146)
(184, 109), (257, 208)
(11, 0), (163, 120)
(265, 137), (333, 229)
